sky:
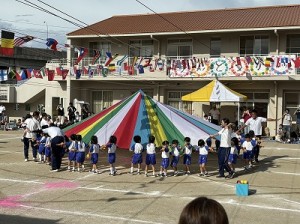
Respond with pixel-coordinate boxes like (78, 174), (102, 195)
(1, 0), (300, 49)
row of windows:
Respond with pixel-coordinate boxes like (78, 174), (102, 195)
(88, 35), (300, 58)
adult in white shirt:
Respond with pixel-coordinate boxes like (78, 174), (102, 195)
(237, 109), (276, 162)
(23, 111), (41, 162)
(42, 125), (64, 171)
(281, 109), (292, 141)
(0, 104), (5, 123)
(210, 118), (234, 178)
(40, 113), (49, 129)
(209, 105), (220, 125)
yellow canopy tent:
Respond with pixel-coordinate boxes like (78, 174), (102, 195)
(182, 80), (247, 123)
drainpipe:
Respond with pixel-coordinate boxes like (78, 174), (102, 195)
(274, 29), (279, 55)
(274, 81), (278, 135)
(150, 35), (160, 58)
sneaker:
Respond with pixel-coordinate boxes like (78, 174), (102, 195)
(72, 168), (75, 172)
(216, 175), (225, 178)
(33, 158), (37, 162)
(199, 173), (204, 177)
(145, 173), (148, 177)
(137, 172), (141, 175)
(24, 159), (28, 162)
(50, 169), (58, 172)
(230, 172), (236, 179)
(204, 172), (209, 177)
(174, 172), (179, 176)
(185, 171), (191, 176)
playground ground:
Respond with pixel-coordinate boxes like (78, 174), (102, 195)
(0, 130), (299, 224)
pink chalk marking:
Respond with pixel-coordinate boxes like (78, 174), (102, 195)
(44, 181), (79, 189)
(0, 196), (22, 208)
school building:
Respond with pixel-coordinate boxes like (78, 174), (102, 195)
(3, 4), (300, 136)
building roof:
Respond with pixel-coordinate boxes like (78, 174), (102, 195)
(68, 5), (300, 36)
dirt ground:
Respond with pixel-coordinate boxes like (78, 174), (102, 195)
(0, 130), (299, 224)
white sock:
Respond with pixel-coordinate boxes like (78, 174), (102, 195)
(130, 167), (133, 173)
(137, 168), (140, 173)
(43, 155), (46, 161)
(110, 167), (113, 174)
(38, 154), (42, 161)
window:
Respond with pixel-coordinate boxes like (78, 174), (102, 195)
(284, 92), (300, 124)
(167, 39), (192, 58)
(129, 40), (153, 58)
(210, 38), (221, 57)
(286, 35), (300, 54)
(167, 91), (193, 114)
(88, 42), (111, 65)
(240, 35), (269, 55)
(92, 91), (113, 113)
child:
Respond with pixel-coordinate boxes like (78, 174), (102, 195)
(38, 132), (46, 163)
(248, 130), (258, 163)
(129, 135), (144, 175)
(76, 135), (86, 172)
(197, 139), (210, 177)
(75, 111), (80, 123)
(44, 134), (51, 165)
(89, 135), (100, 174)
(145, 135), (156, 177)
(68, 134), (77, 172)
(241, 134), (255, 170)
(30, 137), (39, 162)
(183, 137), (193, 175)
(276, 124), (284, 142)
(228, 138), (238, 177)
(159, 140), (170, 177)
(103, 135), (117, 176)
(170, 139), (181, 176)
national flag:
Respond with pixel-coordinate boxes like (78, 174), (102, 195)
(0, 69), (8, 81)
(88, 66), (93, 78)
(117, 55), (128, 66)
(40, 67), (47, 77)
(11, 70), (22, 81)
(47, 69), (55, 81)
(20, 69), (29, 80)
(236, 57), (241, 66)
(92, 50), (101, 65)
(56, 67), (68, 80)
(14, 35), (34, 47)
(104, 52), (113, 66)
(265, 57), (274, 67)
(26, 69), (34, 78)
(0, 30), (14, 56)
(76, 47), (88, 64)
(33, 70), (43, 79)
(46, 38), (58, 51)
(292, 57), (300, 68)
(245, 56), (252, 64)
(108, 63), (116, 72)
(76, 69), (81, 79)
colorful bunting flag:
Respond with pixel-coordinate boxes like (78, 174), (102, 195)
(33, 70), (43, 79)
(14, 35), (34, 47)
(76, 47), (88, 65)
(47, 69), (55, 81)
(76, 69), (81, 79)
(92, 50), (101, 65)
(0, 30), (14, 56)
(46, 38), (58, 51)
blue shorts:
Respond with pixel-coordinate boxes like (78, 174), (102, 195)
(108, 153), (116, 164)
(38, 144), (45, 154)
(161, 158), (169, 169)
(183, 155), (192, 165)
(243, 150), (252, 160)
(146, 154), (156, 165)
(45, 147), (51, 157)
(228, 154), (237, 164)
(68, 151), (76, 161)
(76, 152), (85, 163)
(91, 153), (98, 164)
(198, 155), (207, 165)
(171, 156), (180, 167)
(132, 153), (143, 164)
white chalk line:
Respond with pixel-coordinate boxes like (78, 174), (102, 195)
(0, 136), (23, 141)
(19, 205), (164, 224)
(266, 171), (300, 176)
(0, 150), (22, 154)
(275, 157), (300, 160)
(0, 178), (43, 184)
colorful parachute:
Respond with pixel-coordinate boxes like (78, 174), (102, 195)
(64, 90), (221, 149)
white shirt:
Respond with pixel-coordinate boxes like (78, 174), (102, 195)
(25, 117), (41, 139)
(218, 128), (231, 148)
(77, 141), (86, 152)
(161, 147), (170, 158)
(184, 144), (193, 155)
(90, 144), (100, 154)
(131, 143), (143, 154)
(172, 146), (180, 157)
(107, 143), (117, 153)
(198, 146), (209, 155)
(282, 114), (292, 126)
(45, 137), (51, 147)
(40, 118), (49, 127)
(209, 109), (220, 120)
(146, 143), (156, 154)
(68, 141), (77, 151)
(0, 105), (5, 114)
(230, 146), (238, 155)
(42, 126), (64, 139)
(245, 117), (267, 136)
(242, 141), (253, 151)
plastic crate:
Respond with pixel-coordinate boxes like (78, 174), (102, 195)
(236, 183), (249, 196)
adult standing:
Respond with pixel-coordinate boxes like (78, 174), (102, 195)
(281, 109), (292, 142)
(67, 102), (76, 123)
(210, 118), (234, 178)
(23, 111), (41, 162)
(242, 107), (251, 134)
(42, 124), (64, 171)
(81, 104), (89, 120)
(56, 104), (64, 125)
(40, 113), (49, 129)
(237, 109), (276, 162)
(293, 106), (300, 137)
(0, 104), (6, 124)
(209, 104), (220, 125)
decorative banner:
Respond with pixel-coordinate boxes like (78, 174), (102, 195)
(169, 55), (297, 78)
